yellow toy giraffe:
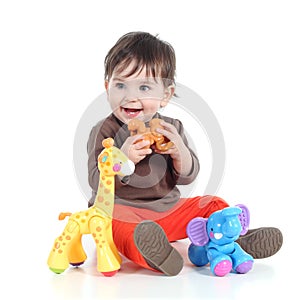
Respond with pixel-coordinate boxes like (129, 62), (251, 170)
(47, 138), (135, 276)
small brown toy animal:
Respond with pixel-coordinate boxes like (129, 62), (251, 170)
(127, 118), (154, 148)
(128, 118), (173, 151)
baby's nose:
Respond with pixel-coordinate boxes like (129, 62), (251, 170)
(124, 93), (139, 102)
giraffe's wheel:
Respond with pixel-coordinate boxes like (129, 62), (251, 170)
(70, 261), (85, 267)
(49, 267), (65, 274)
(101, 270), (118, 277)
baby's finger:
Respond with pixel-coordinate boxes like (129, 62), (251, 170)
(139, 148), (152, 156)
(131, 134), (145, 143)
(158, 120), (177, 133)
(134, 139), (151, 150)
(155, 127), (172, 140)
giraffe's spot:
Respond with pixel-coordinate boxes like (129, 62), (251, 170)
(58, 249), (63, 254)
(104, 169), (109, 174)
(85, 212), (89, 217)
(96, 226), (102, 232)
(104, 188), (110, 194)
(80, 219), (86, 223)
(55, 242), (60, 249)
(95, 239), (99, 244)
(101, 176), (105, 181)
(105, 201), (111, 206)
(97, 196), (104, 203)
(66, 235), (71, 240)
(62, 242), (66, 246)
(99, 183), (104, 188)
(106, 162), (111, 167)
(102, 240), (105, 244)
(113, 163), (121, 172)
(99, 245), (102, 248)
(106, 180), (112, 185)
(75, 215), (80, 219)
(58, 236), (63, 241)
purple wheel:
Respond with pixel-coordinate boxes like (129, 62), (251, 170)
(70, 261), (84, 267)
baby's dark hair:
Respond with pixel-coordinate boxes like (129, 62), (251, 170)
(104, 32), (176, 87)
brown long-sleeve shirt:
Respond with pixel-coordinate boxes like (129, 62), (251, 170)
(87, 113), (200, 212)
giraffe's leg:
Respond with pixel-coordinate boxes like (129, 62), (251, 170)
(68, 233), (87, 266)
(107, 221), (122, 264)
(47, 220), (80, 274)
(89, 216), (121, 276)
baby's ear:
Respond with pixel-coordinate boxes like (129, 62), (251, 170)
(104, 80), (109, 92)
(161, 85), (175, 107)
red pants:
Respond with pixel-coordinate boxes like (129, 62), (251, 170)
(112, 195), (228, 271)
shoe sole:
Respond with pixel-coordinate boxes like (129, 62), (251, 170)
(237, 227), (283, 259)
(134, 221), (183, 276)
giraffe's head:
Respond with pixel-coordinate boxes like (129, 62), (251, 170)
(98, 138), (135, 177)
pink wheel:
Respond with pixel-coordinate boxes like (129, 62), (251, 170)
(214, 260), (232, 277)
(102, 270), (118, 277)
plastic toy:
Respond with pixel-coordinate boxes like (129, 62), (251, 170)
(186, 204), (254, 277)
(47, 138), (135, 276)
(128, 118), (173, 151)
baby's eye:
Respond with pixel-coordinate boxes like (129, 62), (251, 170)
(139, 85), (150, 92)
(116, 83), (125, 89)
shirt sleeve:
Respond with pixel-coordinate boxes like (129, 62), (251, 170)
(87, 123), (102, 193)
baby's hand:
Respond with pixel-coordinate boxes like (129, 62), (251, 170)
(121, 135), (152, 164)
(154, 120), (193, 176)
(153, 121), (185, 160)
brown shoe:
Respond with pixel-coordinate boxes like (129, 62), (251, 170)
(236, 227), (283, 259)
(134, 221), (183, 276)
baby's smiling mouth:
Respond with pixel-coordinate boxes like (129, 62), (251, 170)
(122, 107), (143, 118)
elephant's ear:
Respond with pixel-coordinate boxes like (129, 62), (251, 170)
(187, 217), (209, 246)
(236, 204), (250, 235)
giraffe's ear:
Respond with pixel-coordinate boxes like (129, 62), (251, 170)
(102, 138), (114, 148)
(98, 152), (109, 164)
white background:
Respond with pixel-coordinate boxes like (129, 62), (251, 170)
(0, 1), (298, 299)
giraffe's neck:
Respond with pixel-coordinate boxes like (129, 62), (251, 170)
(93, 175), (115, 217)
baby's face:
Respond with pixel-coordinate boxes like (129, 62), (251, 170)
(105, 62), (174, 124)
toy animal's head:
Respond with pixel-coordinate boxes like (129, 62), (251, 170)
(187, 205), (250, 247)
(98, 138), (135, 177)
(128, 118), (147, 135)
(206, 207), (242, 245)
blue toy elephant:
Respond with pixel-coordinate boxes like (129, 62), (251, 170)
(186, 205), (254, 276)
